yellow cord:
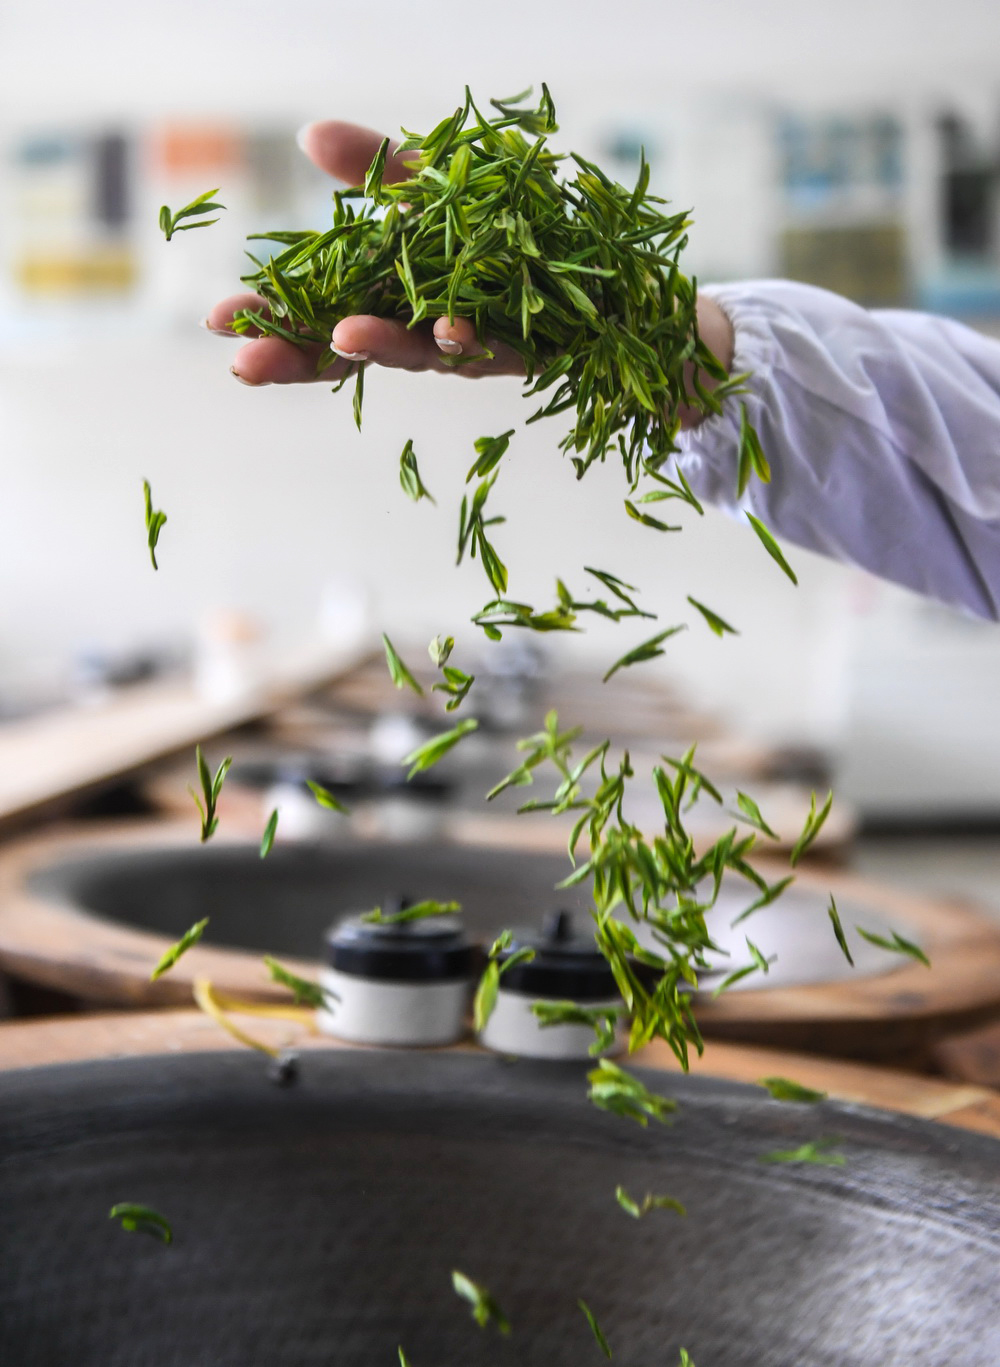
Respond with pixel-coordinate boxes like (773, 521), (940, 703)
(193, 979), (314, 1056)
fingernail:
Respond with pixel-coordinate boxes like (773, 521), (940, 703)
(230, 366), (270, 387)
(331, 345), (370, 361)
(435, 338), (463, 354)
(295, 123), (316, 155)
(201, 317), (232, 336)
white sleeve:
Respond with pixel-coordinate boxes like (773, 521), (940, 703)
(676, 279), (1000, 619)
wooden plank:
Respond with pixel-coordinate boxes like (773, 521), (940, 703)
(932, 1018), (1000, 1087)
(3, 821), (1000, 1065)
(0, 641), (372, 832)
(1, 1008), (996, 1138)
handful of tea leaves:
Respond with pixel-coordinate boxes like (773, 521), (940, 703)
(233, 85), (754, 495)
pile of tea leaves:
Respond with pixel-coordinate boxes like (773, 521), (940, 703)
(232, 84), (754, 487)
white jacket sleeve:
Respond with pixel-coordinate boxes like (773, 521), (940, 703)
(676, 279), (1000, 619)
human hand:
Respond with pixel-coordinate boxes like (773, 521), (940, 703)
(205, 119), (734, 429)
(204, 121), (526, 387)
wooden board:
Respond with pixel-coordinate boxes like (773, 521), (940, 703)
(448, 795), (855, 864)
(143, 753), (854, 862)
(0, 641), (373, 834)
(932, 1018), (1000, 1089)
(320, 657), (727, 743)
(1, 1007), (997, 1139)
(1, 819), (999, 1067)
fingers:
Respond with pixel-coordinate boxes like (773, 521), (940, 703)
(203, 292), (342, 385)
(207, 300), (525, 384)
(431, 317), (524, 377)
(332, 315), (440, 371)
(331, 315), (525, 378)
(220, 315), (527, 385)
(203, 293), (270, 338)
(297, 120), (415, 187)
(229, 337), (345, 387)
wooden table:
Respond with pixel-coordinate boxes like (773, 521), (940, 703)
(933, 1018), (1000, 1089)
(2, 1008), (997, 1139)
(0, 641), (372, 835)
(143, 750), (856, 863)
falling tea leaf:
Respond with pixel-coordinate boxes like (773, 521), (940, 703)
(259, 808), (279, 859)
(578, 1300), (613, 1358)
(758, 1076), (828, 1104)
(150, 918), (209, 981)
(109, 1203), (173, 1244)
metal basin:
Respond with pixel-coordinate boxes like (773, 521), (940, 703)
(1, 1050), (998, 1365)
(27, 839), (891, 988)
(27, 840), (586, 960)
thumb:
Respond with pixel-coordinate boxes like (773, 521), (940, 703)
(296, 120), (414, 187)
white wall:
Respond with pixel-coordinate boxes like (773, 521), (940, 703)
(1, 0), (997, 750)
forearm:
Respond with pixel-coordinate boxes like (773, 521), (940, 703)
(675, 280), (1000, 620)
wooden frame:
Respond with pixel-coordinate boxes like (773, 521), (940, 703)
(2, 819), (1000, 1066)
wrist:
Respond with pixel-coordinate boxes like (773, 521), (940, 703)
(678, 295), (735, 431)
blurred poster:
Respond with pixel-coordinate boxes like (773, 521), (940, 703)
(11, 129), (136, 297)
(775, 111), (909, 307)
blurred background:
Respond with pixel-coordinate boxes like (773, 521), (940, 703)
(2, 0), (1000, 839)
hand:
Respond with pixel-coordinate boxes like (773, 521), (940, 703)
(205, 119), (735, 428)
(204, 121), (526, 386)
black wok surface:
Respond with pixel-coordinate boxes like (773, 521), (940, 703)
(2, 1050), (998, 1366)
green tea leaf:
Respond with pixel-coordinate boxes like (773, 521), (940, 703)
(362, 900), (461, 924)
(737, 403), (770, 495)
(352, 363), (365, 431)
(531, 1000), (623, 1055)
(760, 1137), (846, 1166)
(856, 925), (931, 968)
(259, 808), (279, 859)
(790, 790), (834, 866)
(142, 479), (167, 570)
(428, 635), (455, 666)
(263, 956), (328, 1008)
(109, 1203), (173, 1244)
(587, 1060), (677, 1127)
(188, 746), (232, 843)
(473, 959), (500, 1031)
(827, 896), (854, 966)
(399, 438), (436, 503)
(466, 428), (515, 482)
(746, 513), (798, 585)
(734, 792), (779, 839)
(432, 665), (475, 711)
(603, 626), (685, 682)
(615, 1184), (686, 1219)
(451, 1270), (511, 1334)
(578, 1300), (613, 1359)
(382, 633), (424, 695)
(402, 718), (478, 778)
(159, 187), (225, 241)
(150, 918), (209, 981)
(305, 780), (350, 814)
(687, 595), (738, 637)
(758, 1076), (828, 1104)
(624, 499), (681, 533)
(364, 137), (391, 202)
